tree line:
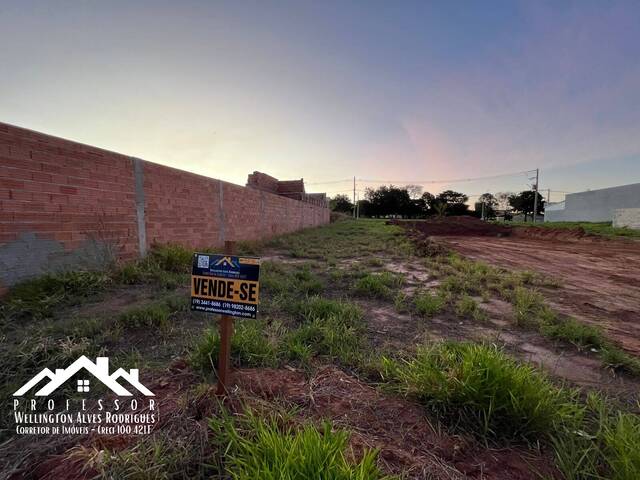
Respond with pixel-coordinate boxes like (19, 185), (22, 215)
(330, 185), (544, 220)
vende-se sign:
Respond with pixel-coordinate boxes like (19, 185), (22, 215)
(190, 253), (260, 318)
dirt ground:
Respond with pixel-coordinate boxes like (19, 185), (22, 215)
(439, 234), (640, 356)
(3, 219), (639, 479)
(399, 218), (640, 356)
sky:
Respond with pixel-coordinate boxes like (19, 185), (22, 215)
(1, 0), (639, 203)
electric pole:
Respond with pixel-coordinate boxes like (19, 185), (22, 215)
(353, 176), (356, 218)
(532, 168), (539, 224)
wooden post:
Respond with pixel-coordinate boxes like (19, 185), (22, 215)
(216, 240), (235, 396)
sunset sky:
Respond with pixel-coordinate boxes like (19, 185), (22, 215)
(1, 1), (639, 202)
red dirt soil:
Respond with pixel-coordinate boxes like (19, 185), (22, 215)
(394, 217), (512, 237)
(439, 235), (640, 356)
(235, 366), (558, 480)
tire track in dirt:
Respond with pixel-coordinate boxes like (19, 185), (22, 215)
(439, 235), (640, 356)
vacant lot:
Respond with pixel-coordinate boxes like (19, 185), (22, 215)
(440, 234), (640, 355)
(1, 219), (639, 479)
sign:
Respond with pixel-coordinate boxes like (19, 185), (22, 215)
(190, 253), (260, 318)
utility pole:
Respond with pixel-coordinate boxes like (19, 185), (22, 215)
(481, 200), (485, 221)
(532, 168), (539, 224)
(547, 189), (551, 203)
(356, 192), (360, 219)
(353, 176), (356, 218)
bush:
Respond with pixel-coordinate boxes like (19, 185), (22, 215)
(380, 342), (579, 441)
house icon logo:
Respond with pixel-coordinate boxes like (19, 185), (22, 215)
(13, 356), (154, 397)
(214, 256), (240, 269)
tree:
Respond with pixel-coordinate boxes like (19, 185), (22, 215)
(508, 191), (545, 221)
(330, 194), (353, 214)
(405, 184), (423, 199)
(364, 185), (413, 218)
(436, 190), (469, 216)
(475, 193), (498, 220)
(495, 192), (512, 211)
(420, 192), (436, 216)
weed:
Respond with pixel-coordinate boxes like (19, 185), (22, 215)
(99, 430), (208, 479)
(366, 257), (384, 267)
(209, 409), (388, 480)
(293, 296), (362, 325)
(601, 411), (640, 480)
(354, 271), (402, 299)
(2, 271), (111, 320)
(283, 314), (363, 366)
(414, 291), (446, 317)
(393, 292), (409, 313)
(600, 348), (640, 376)
(190, 320), (278, 373)
(149, 243), (193, 273)
(541, 317), (606, 349)
(380, 342), (579, 441)
(510, 287), (547, 326)
(117, 303), (171, 330)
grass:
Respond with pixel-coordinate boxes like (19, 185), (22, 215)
(380, 342), (579, 441)
(454, 295), (487, 321)
(97, 431), (207, 479)
(354, 271), (403, 299)
(1, 270), (112, 320)
(506, 221), (640, 239)
(413, 291), (446, 316)
(190, 320), (279, 373)
(209, 409), (390, 480)
(117, 303), (172, 330)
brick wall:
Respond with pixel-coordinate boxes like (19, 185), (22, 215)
(0, 122), (330, 289)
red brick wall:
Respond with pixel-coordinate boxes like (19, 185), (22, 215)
(0, 122), (330, 288)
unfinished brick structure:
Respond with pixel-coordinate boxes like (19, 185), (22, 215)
(0, 122), (329, 289)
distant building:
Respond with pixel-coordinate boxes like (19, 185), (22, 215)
(545, 182), (640, 223)
(246, 171), (328, 207)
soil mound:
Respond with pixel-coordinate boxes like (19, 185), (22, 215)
(510, 226), (594, 241)
(393, 217), (512, 237)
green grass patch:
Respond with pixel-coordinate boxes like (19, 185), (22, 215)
(189, 319), (278, 373)
(1, 270), (111, 320)
(380, 342), (579, 441)
(413, 291), (446, 317)
(454, 295), (487, 321)
(354, 272), (403, 299)
(209, 409), (389, 480)
(116, 303), (172, 331)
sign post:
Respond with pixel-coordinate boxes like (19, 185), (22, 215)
(217, 241), (235, 395)
(190, 241), (261, 396)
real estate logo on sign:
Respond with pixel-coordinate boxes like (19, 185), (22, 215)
(190, 253), (261, 318)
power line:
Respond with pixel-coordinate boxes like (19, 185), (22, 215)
(305, 178), (352, 186)
(356, 169), (535, 185)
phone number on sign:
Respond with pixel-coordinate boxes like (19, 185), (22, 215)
(192, 298), (256, 313)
